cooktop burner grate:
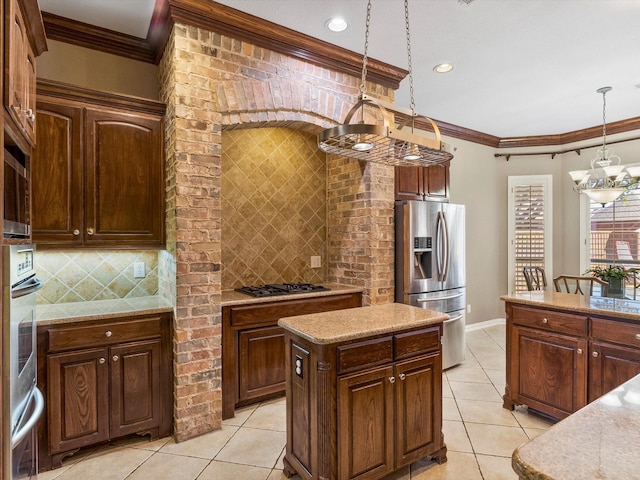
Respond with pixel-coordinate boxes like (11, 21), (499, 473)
(236, 283), (330, 297)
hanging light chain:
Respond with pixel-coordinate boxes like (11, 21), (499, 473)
(359, 0), (372, 95)
(601, 88), (608, 152)
(404, 0), (416, 116)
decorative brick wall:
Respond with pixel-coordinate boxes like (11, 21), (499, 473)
(159, 23), (396, 441)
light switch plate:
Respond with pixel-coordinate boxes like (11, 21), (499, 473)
(311, 256), (321, 268)
(133, 262), (146, 278)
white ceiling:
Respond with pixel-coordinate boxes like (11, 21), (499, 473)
(37, 0), (640, 139)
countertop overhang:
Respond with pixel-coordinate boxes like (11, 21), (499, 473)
(501, 291), (640, 321)
(278, 302), (447, 345)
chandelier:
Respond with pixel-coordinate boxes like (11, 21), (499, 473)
(569, 86), (640, 206)
(318, 0), (453, 167)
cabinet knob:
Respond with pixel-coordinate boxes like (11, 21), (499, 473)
(542, 318), (548, 324)
(389, 376), (396, 384)
(112, 355), (119, 362)
(26, 109), (34, 121)
(593, 351), (599, 357)
(399, 373), (406, 381)
(635, 334), (640, 341)
(577, 348), (583, 354)
(105, 330), (112, 337)
(73, 229), (80, 236)
(87, 228), (94, 235)
(99, 357), (106, 364)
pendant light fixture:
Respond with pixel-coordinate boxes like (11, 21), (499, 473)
(569, 87), (640, 206)
(318, 0), (453, 167)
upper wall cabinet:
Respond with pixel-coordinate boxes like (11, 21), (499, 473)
(394, 163), (450, 202)
(31, 80), (166, 248)
(4, 0), (47, 150)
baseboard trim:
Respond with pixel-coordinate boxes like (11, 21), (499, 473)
(466, 318), (505, 332)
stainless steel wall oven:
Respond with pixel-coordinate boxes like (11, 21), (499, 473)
(3, 245), (43, 480)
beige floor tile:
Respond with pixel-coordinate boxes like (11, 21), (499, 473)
(110, 435), (172, 452)
(449, 381), (502, 402)
(457, 352), (481, 368)
(484, 368), (505, 386)
(411, 451), (482, 479)
(457, 399), (519, 426)
(244, 399), (287, 431)
(126, 452), (209, 480)
(197, 460), (271, 480)
(274, 445), (286, 470)
(465, 330), (499, 349)
(53, 447), (153, 480)
(442, 397), (461, 421)
(442, 375), (453, 398)
(159, 425), (238, 459)
(446, 366), (490, 384)
(442, 420), (472, 453)
(465, 424), (529, 457)
(524, 427), (547, 439)
(223, 403), (259, 427)
(36, 466), (72, 480)
(215, 427), (286, 468)
(476, 454), (518, 479)
(469, 346), (506, 370)
(512, 407), (555, 430)
(484, 324), (507, 346)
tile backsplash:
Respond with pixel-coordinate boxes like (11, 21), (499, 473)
(36, 250), (159, 304)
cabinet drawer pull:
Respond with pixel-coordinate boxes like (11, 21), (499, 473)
(112, 355), (119, 362)
(542, 318), (548, 324)
(592, 351), (599, 357)
(73, 229), (80, 236)
(577, 348), (583, 354)
(399, 373), (406, 381)
(87, 228), (94, 235)
(105, 330), (112, 337)
(99, 357), (106, 364)
(389, 376), (395, 384)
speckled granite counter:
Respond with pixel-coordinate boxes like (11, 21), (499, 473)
(221, 282), (363, 306)
(36, 296), (174, 326)
(512, 373), (640, 479)
(278, 302), (447, 344)
(501, 291), (640, 321)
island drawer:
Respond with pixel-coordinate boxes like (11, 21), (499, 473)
(337, 336), (393, 374)
(394, 326), (441, 360)
(591, 318), (640, 348)
(512, 306), (587, 336)
(47, 317), (162, 352)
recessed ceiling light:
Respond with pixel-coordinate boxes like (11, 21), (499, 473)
(433, 63), (454, 73)
(326, 17), (348, 32)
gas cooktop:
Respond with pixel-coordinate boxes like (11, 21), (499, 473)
(235, 283), (330, 298)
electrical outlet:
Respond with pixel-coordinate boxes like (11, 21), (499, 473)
(467, 304), (472, 314)
(133, 262), (146, 278)
(310, 256), (321, 268)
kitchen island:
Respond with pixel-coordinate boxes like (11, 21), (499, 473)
(512, 372), (640, 479)
(278, 303), (447, 480)
(501, 291), (640, 420)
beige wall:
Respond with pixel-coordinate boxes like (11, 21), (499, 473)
(36, 40), (159, 99)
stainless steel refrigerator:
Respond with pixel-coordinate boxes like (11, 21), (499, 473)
(395, 200), (466, 369)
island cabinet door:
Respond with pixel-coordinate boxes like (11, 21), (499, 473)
(588, 341), (640, 403)
(394, 353), (442, 468)
(338, 365), (394, 480)
(513, 326), (587, 419)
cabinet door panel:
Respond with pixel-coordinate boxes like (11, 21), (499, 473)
(515, 326), (587, 419)
(110, 339), (162, 438)
(338, 365), (394, 480)
(589, 341), (640, 402)
(47, 348), (109, 453)
(32, 101), (84, 244)
(5, 0), (27, 131)
(85, 108), (164, 246)
(395, 354), (442, 467)
(423, 163), (449, 199)
(394, 166), (423, 201)
(239, 326), (286, 404)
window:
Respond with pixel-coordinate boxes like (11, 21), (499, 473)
(508, 175), (553, 293)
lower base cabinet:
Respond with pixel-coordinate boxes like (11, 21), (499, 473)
(38, 313), (172, 471)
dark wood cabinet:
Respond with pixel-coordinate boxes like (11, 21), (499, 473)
(222, 291), (362, 419)
(283, 322), (445, 480)
(31, 81), (166, 248)
(504, 302), (640, 420)
(394, 162), (449, 202)
(38, 313), (172, 471)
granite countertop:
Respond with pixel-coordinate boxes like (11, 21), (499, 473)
(36, 296), (174, 326)
(512, 373), (640, 479)
(278, 303), (447, 345)
(501, 291), (640, 321)
(220, 282), (364, 306)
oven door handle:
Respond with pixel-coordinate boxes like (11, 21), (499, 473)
(11, 387), (44, 448)
(11, 277), (43, 299)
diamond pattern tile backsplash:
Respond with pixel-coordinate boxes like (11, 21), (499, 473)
(222, 127), (327, 288)
(36, 250), (159, 304)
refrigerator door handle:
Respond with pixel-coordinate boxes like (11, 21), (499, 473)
(442, 211), (450, 282)
(416, 292), (464, 302)
(445, 314), (464, 323)
(436, 212), (444, 280)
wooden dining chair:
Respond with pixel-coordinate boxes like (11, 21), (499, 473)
(522, 266), (547, 291)
(553, 275), (608, 296)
